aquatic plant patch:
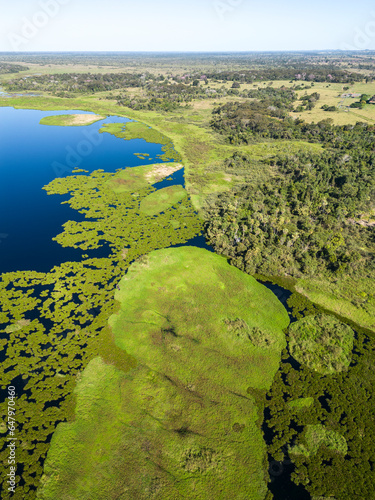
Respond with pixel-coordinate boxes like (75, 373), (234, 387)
(288, 314), (354, 374)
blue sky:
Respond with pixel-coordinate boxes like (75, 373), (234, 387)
(1, 0), (375, 52)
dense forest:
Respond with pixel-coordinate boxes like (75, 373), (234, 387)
(210, 92), (375, 143)
(204, 67), (366, 83)
(205, 119), (375, 280)
(0, 62), (28, 74)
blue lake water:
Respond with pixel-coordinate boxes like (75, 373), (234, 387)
(0, 107), (181, 273)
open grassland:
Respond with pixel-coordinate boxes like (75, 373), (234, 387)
(290, 81), (375, 124)
(294, 276), (375, 334)
(37, 247), (289, 500)
(140, 185), (187, 215)
(110, 247), (289, 392)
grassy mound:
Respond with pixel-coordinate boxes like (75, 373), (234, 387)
(288, 314), (354, 374)
(40, 114), (104, 126)
(37, 247), (289, 500)
(290, 424), (347, 457)
(37, 357), (268, 500)
(140, 185), (187, 215)
(107, 163), (182, 193)
(111, 247), (289, 393)
(287, 397), (314, 411)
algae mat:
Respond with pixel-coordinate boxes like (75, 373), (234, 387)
(38, 247), (289, 500)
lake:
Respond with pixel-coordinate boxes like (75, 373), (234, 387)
(0, 107), (183, 273)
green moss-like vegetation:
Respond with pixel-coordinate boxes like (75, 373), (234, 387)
(37, 357), (265, 500)
(43, 167), (201, 256)
(100, 121), (182, 163)
(37, 247), (289, 500)
(140, 185), (187, 215)
(39, 113), (105, 126)
(287, 397), (314, 411)
(111, 247), (289, 393)
(288, 314), (354, 374)
(290, 425), (347, 457)
(265, 325), (375, 499)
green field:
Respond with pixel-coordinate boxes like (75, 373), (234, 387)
(140, 185), (187, 215)
(37, 247), (289, 500)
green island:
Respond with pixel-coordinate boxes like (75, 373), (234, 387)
(37, 247), (289, 499)
(40, 113), (105, 126)
(289, 425), (348, 457)
(288, 314), (354, 374)
(1, 51), (375, 499)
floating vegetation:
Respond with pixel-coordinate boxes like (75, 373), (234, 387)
(290, 425), (347, 457)
(288, 314), (354, 374)
(37, 247), (290, 500)
(0, 164), (202, 499)
(71, 168), (89, 174)
(100, 121), (182, 163)
(134, 152), (150, 159)
(287, 397), (314, 411)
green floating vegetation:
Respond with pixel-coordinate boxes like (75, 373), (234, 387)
(0, 259), (134, 500)
(43, 167), (200, 256)
(71, 168), (89, 173)
(287, 397), (314, 411)
(140, 185), (187, 215)
(290, 425), (347, 457)
(288, 314), (354, 374)
(100, 121), (182, 163)
(0, 164), (201, 498)
(38, 247), (290, 500)
(39, 114), (105, 126)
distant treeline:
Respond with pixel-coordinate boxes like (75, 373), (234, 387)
(202, 67), (365, 83)
(210, 91), (375, 144)
(0, 62), (28, 74)
(5, 72), (151, 93)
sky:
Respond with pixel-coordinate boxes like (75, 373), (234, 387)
(1, 0), (375, 52)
